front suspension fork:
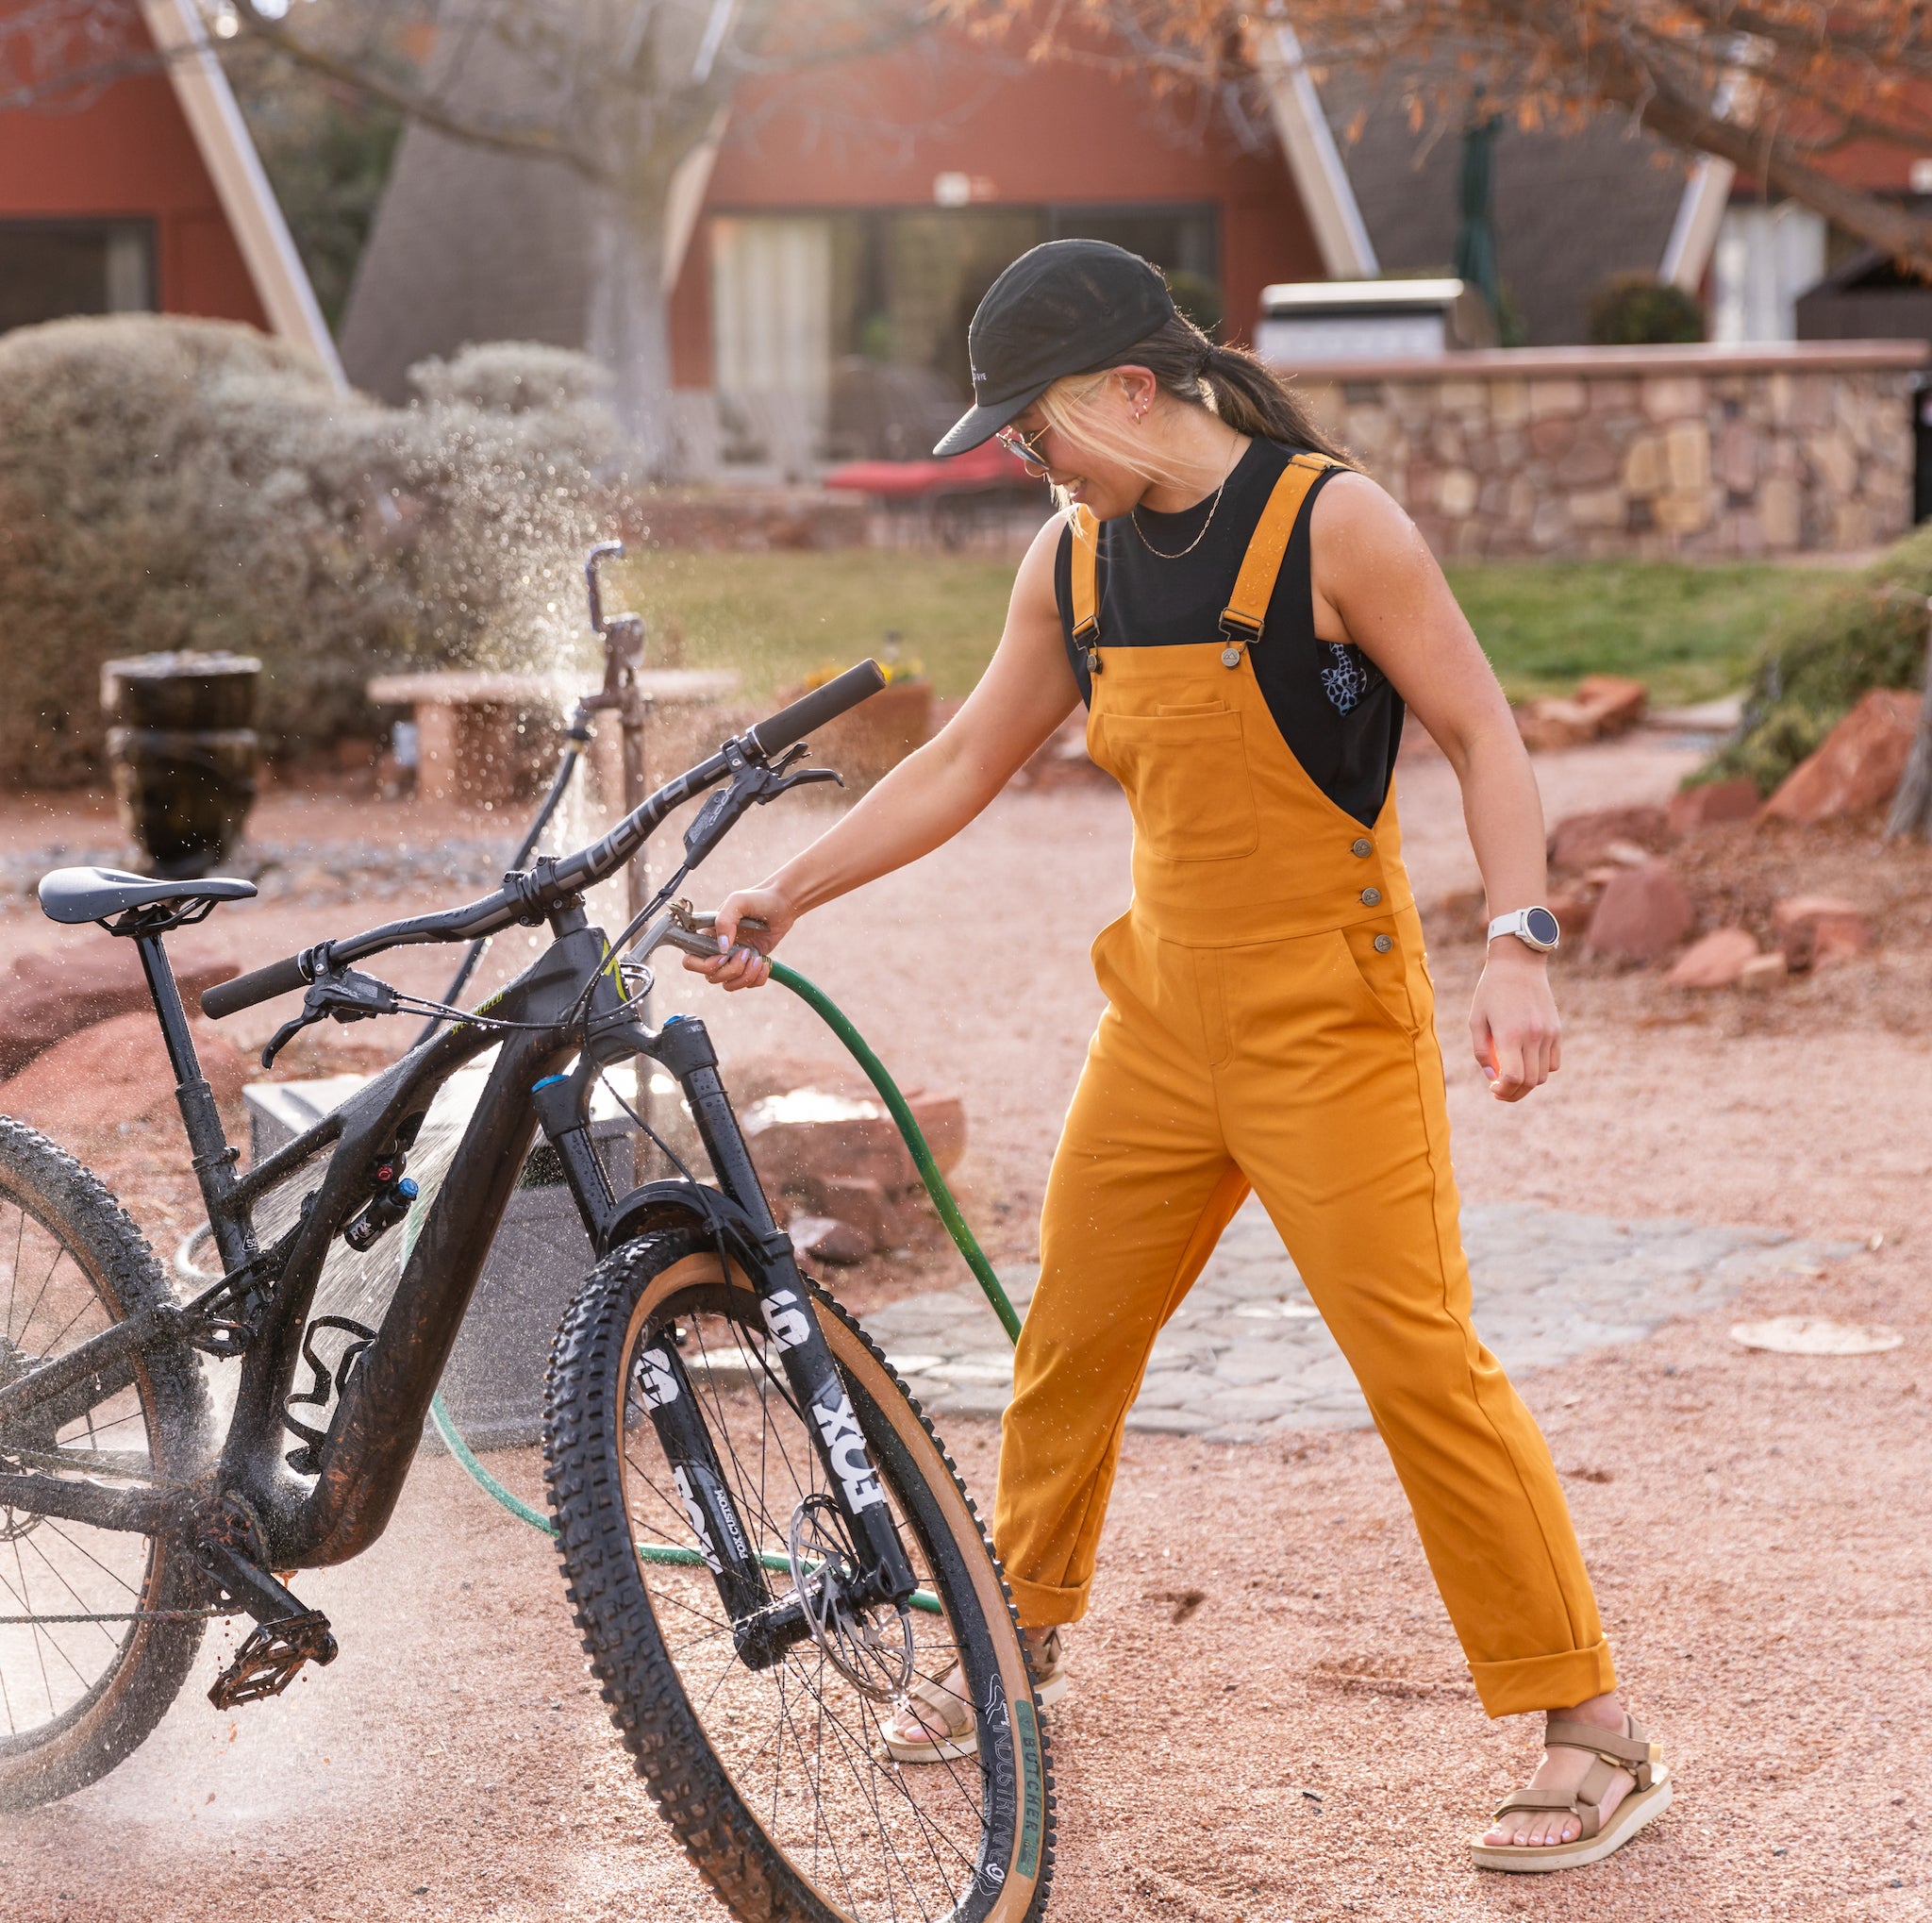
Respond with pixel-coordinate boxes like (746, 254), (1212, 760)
(599, 1014), (918, 1660)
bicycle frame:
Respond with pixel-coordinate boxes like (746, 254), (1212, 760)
(0, 655), (916, 1683)
(0, 896), (917, 1635)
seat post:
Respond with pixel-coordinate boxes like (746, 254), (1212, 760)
(135, 933), (249, 1267)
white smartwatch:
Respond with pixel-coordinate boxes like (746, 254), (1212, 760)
(1488, 906), (1561, 953)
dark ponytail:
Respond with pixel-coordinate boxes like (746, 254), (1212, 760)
(1091, 312), (1357, 467)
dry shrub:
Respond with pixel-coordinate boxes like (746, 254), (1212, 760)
(0, 316), (621, 784)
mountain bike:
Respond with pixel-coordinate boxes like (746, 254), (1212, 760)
(0, 661), (1054, 1923)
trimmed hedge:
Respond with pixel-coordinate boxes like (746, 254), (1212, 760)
(1699, 525), (1932, 794)
(0, 318), (616, 785)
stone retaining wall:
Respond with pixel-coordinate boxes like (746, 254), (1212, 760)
(1285, 343), (1926, 560)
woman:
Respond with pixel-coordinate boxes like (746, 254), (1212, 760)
(688, 240), (1670, 1873)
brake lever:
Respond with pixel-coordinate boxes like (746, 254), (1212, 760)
(259, 966), (401, 1070)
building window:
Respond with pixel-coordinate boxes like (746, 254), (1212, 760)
(1710, 200), (1826, 343)
(0, 220), (155, 335)
(708, 202), (1219, 461)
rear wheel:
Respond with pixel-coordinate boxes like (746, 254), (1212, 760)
(0, 1119), (212, 1810)
(545, 1229), (1054, 1922)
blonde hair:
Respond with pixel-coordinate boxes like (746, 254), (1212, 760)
(1033, 310), (1355, 510)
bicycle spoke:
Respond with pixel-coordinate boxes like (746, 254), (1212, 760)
(14, 1242), (77, 1356)
(7, 1203), (25, 1338)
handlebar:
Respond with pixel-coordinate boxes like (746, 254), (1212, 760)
(200, 952), (316, 1021)
(198, 659), (888, 1021)
(747, 662), (890, 760)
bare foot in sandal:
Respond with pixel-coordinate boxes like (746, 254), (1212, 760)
(1473, 1690), (1674, 1872)
(879, 1627), (1065, 1764)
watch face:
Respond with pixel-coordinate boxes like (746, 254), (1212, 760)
(1524, 906), (1560, 947)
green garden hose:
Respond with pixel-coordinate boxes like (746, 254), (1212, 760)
(765, 959), (1023, 1344)
(429, 960), (1014, 1621)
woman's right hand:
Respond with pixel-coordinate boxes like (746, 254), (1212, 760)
(683, 885), (795, 991)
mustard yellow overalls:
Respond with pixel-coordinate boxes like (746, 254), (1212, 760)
(992, 456), (1614, 1718)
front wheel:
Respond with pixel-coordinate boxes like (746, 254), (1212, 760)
(545, 1228), (1054, 1922)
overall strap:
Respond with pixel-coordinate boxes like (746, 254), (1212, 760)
(1068, 504), (1103, 670)
(1217, 452), (1340, 667)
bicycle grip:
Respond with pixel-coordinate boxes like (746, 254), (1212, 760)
(747, 660), (887, 759)
(201, 953), (310, 1019)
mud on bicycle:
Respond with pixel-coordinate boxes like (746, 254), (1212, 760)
(0, 659), (1054, 1923)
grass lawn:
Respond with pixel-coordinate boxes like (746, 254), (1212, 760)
(618, 548), (1019, 703)
(618, 546), (1844, 710)
(1442, 560), (1843, 707)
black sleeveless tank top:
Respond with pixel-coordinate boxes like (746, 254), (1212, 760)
(1051, 438), (1405, 828)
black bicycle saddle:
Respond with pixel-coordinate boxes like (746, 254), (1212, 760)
(37, 865), (258, 927)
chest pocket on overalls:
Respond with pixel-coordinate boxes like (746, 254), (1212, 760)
(1098, 707), (1260, 862)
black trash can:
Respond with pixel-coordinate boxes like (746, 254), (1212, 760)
(101, 651), (260, 878)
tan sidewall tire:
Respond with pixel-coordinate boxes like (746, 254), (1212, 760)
(548, 1232), (1053, 1923)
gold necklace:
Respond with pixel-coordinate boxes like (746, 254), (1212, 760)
(1128, 439), (1241, 560)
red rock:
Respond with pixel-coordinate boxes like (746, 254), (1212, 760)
(1740, 952), (1789, 991)
(0, 945), (241, 1079)
(789, 1174), (922, 1252)
(787, 1214), (870, 1266)
(1549, 806), (1672, 873)
(743, 1085), (967, 1193)
(1516, 676), (1649, 750)
(1584, 861), (1695, 962)
(744, 1090), (906, 1189)
(1668, 778), (1761, 834)
(1514, 698), (1598, 751)
(1773, 896), (1871, 972)
(1573, 674), (1649, 736)
(1666, 928), (1759, 988)
(1761, 688), (1921, 824)
(900, 1088), (967, 1176)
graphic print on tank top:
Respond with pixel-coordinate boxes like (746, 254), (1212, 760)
(1051, 438), (1405, 828)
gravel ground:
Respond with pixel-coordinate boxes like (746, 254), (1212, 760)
(2, 740), (1930, 1920)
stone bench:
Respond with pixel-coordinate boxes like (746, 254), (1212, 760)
(366, 668), (740, 806)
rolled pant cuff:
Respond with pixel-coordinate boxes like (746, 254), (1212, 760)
(1004, 1571), (1089, 1630)
(1469, 1639), (1618, 1719)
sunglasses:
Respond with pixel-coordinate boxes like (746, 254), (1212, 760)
(996, 425), (1053, 473)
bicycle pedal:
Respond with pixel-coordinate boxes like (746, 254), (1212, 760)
(207, 1609), (339, 1710)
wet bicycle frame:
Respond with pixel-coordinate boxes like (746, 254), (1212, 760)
(0, 661), (908, 1688)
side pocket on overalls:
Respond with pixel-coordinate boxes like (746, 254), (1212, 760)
(1336, 913), (1424, 1036)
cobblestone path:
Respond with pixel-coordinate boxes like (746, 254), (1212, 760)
(855, 1200), (1861, 1443)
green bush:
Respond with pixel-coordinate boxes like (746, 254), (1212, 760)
(1587, 276), (1706, 346)
(1698, 525), (1932, 794)
(0, 316), (617, 785)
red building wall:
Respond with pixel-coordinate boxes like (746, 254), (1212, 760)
(670, 30), (1322, 388)
(0, 19), (266, 328)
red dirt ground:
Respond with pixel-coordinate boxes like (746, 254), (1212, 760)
(1, 738), (1928, 1921)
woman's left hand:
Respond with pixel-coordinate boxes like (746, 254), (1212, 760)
(1470, 945), (1561, 1102)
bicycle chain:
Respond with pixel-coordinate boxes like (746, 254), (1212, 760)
(0, 1603), (243, 1626)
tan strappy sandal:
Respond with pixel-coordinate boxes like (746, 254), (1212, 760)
(1471, 1714), (1673, 1873)
(878, 1630), (1069, 1765)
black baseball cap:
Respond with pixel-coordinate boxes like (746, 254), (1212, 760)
(934, 239), (1177, 458)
